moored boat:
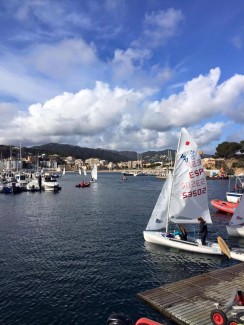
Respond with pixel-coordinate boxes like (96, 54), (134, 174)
(42, 176), (61, 191)
(26, 179), (41, 191)
(211, 199), (238, 214)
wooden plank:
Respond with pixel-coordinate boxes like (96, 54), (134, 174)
(137, 263), (244, 325)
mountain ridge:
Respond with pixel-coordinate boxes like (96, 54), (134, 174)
(0, 143), (212, 162)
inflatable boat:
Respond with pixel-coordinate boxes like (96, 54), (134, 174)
(211, 199), (238, 214)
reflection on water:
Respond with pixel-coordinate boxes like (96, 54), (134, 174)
(0, 174), (241, 325)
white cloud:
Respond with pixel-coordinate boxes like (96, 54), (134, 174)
(231, 35), (243, 49)
(143, 8), (184, 48)
(0, 68), (243, 154)
(142, 67), (244, 131)
(27, 39), (99, 79)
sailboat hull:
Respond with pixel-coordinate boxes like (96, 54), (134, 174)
(143, 231), (223, 255)
(226, 225), (244, 237)
(144, 231), (244, 261)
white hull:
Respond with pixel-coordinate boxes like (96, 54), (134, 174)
(144, 231), (244, 261)
(226, 192), (242, 203)
(143, 231), (222, 255)
(226, 225), (244, 237)
(26, 179), (40, 191)
(229, 248), (244, 261)
(43, 184), (60, 191)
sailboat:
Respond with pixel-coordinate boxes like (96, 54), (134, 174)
(91, 164), (97, 182)
(143, 128), (244, 261)
(79, 168), (82, 175)
(63, 167), (66, 176)
(226, 193), (244, 237)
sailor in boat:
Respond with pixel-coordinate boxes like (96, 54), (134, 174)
(174, 225), (187, 241)
(198, 217), (208, 245)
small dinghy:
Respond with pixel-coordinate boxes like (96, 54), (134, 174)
(211, 199), (238, 214)
(75, 181), (90, 188)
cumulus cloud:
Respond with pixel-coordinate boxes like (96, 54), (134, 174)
(142, 68), (244, 131)
(0, 67), (244, 154)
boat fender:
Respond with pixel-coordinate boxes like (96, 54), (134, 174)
(107, 312), (134, 325)
(135, 317), (164, 325)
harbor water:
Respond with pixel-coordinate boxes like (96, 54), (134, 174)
(0, 173), (243, 325)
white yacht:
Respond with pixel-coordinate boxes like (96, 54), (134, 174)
(42, 175), (61, 192)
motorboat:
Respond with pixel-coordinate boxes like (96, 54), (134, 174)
(42, 176), (61, 192)
(26, 179), (41, 191)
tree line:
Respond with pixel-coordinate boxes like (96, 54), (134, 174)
(215, 140), (244, 159)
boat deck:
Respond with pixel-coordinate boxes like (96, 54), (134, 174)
(137, 263), (244, 325)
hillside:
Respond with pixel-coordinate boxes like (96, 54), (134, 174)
(0, 143), (212, 163)
(32, 144), (177, 163)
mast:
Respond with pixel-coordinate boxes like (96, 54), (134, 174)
(19, 142), (22, 172)
(165, 129), (182, 233)
(10, 146), (12, 174)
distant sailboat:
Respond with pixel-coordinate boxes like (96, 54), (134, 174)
(79, 168), (82, 175)
(91, 164), (97, 182)
(63, 167), (66, 176)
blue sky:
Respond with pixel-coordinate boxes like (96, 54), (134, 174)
(1, 0), (244, 154)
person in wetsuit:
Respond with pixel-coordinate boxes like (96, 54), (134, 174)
(198, 217), (208, 245)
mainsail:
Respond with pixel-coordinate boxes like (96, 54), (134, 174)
(169, 128), (212, 224)
(91, 164), (97, 181)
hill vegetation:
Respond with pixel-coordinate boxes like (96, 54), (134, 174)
(0, 139), (243, 164)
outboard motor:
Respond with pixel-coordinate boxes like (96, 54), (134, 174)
(107, 312), (134, 325)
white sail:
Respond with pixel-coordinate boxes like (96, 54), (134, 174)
(143, 127), (244, 261)
(84, 170), (87, 176)
(169, 128), (212, 225)
(146, 174), (172, 230)
(79, 168), (82, 175)
(91, 164), (97, 181)
(229, 194), (244, 226)
(63, 167), (66, 175)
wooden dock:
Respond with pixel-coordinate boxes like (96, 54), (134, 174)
(137, 263), (244, 325)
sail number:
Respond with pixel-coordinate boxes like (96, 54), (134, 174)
(182, 187), (207, 199)
(181, 177), (206, 189)
(189, 168), (204, 178)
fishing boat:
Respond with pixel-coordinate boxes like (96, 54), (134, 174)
(211, 199), (238, 214)
(143, 128), (244, 261)
(226, 193), (244, 237)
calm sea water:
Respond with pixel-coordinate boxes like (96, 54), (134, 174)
(0, 173), (243, 325)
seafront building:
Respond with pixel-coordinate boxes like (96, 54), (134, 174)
(0, 152), (243, 176)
